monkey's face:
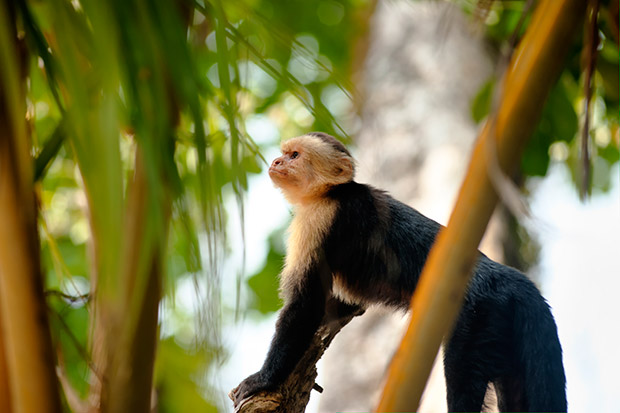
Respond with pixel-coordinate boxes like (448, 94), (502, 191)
(269, 135), (355, 205)
(269, 144), (310, 203)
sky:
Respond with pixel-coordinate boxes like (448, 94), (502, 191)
(529, 162), (620, 412)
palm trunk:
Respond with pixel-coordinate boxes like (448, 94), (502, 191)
(0, 2), (62, 411)
(103, 150), (169, 413)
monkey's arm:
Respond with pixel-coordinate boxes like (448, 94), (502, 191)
(231, 261), (330, 405)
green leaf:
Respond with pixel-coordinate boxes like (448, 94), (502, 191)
(247, 236), (284, 314)
(471, 77), (495, 124)
(241, 153), (263, 174)
(598, 142), (620, 165)
(155, 338), (217, 413)
(34, 120), (65, 181)
(521, 82), (578, 177)
(521, 126), (551, 177)
(545, 82), (578, 143)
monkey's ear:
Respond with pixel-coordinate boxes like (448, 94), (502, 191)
(337, 157), (355, 181)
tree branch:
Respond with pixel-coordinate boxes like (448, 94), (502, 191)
(229, 310), (361, 413)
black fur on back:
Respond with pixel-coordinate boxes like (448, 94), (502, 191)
(324, 181), (567, 412)
(325, 182), (440, 308)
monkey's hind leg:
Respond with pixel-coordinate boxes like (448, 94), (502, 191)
(443, 320), (493, 412)
(443, 365), (488, 412)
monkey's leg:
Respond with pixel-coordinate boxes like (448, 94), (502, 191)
(443, 309), (499, 412)
(494, 376), (527, 412)
(443, 356), (488, 413)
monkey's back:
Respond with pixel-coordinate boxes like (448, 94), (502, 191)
(324, 181), (566, 411)
(325, 181), (450, 308)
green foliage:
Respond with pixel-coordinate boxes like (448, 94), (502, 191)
(18, 0), (370, 407)
(470, 1), (619, 192)
(521, 79), (579, 177)
(482, 1), (530, 43)
(47, 296), (90, 398)
(199, 0), (365, 138)
(154, 338), (218, 413)
(471, 77), (496, 124)
(247, 234), (286, 314)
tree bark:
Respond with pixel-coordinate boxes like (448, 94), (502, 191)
(103, 150), (167, 413)
(0, 1), (62, 411)
(229, 311), (360, 413)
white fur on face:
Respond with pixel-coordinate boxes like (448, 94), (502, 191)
(272, 135), (355, 205)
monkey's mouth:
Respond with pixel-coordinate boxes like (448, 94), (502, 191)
(268, 167), (287, 178)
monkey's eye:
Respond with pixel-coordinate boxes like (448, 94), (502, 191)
(291, 151), (299, 159)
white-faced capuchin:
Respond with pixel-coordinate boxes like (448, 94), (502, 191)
(231, 132), (566, 412)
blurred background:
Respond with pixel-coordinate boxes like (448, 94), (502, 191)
(1, 0), (618, 412)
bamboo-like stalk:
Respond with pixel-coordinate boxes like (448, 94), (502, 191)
(376, 0), (587, 410)
(0, 2), (62, 412)
(103, 149), (168, 413)
(0, 158), (60, 413)
(0, 308), (12, 411)
(100, 4), (192, 409)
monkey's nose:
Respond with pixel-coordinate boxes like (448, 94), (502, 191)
(271, 158), (282, 167)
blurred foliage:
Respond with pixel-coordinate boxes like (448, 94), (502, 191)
(229, 0), (374, 321)
(469, 0), (619, 191)
(154, 338), (218, 413)
(47, 293), (90, 398)
(247, 233), (286, 314)
(19, 0), (371, 409)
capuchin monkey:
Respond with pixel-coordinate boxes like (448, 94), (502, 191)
(231, 132), (566, 412)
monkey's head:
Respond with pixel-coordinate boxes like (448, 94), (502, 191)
(269, 132), (355, 205)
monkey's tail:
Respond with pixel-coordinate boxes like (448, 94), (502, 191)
(514, 296), (567, 412)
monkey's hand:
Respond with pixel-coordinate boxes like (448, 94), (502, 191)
(229, 371), (275, 407)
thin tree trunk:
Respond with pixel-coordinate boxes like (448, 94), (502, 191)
(0, 309), (12, 411)
(104, 150), (168, 413)
(0, 2), (62, 411)
(90, 3), (192, 410)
